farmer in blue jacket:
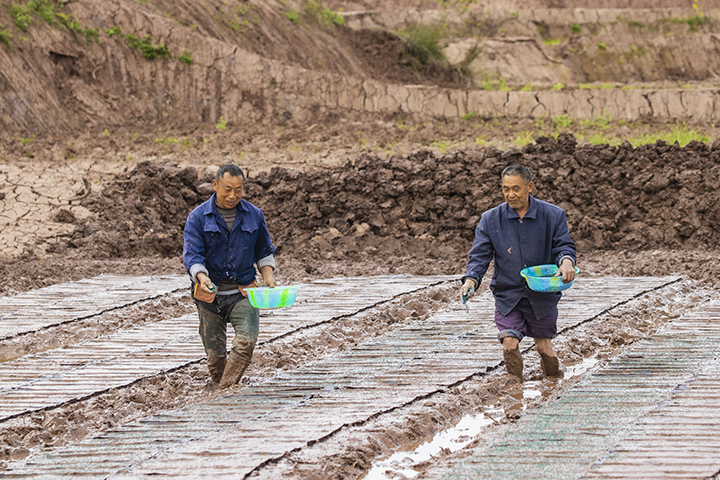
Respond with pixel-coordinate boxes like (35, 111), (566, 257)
(461, 165), (576, 380)
(183, 164), (276, 388)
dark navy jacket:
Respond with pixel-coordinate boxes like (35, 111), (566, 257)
(183, 195), (275, 286)
(462, 195), (576, 319)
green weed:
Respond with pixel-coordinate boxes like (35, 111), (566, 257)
(543, 38), (562, 46)
(431, 140), (452, 153)
(551, 82), (565, 91)
(0, 28), (11, 49)
(102, 128), (110, 136)
(283, 10), (299, 22)
(552, 114), (573, 128)
(460, 111), (478, 121)
(178, 51), (192, 65)
(28, 0), (55, 24)
(104, 26), (121, 36)
(8, 4), (32, 31)
(512, 131), (534, 147)
(216, 116), (227, 130)
(521, 84), (533, 92)
(303, 0), (345, 28)
(597, 42), (607, 50)
(155, 136), (179, 145)
(125, 33), (171, 60)
(475, 135), (488, 146)
(628, 20), (645, 28)
(18, 134), (35, 145)
(571, 23), (581, 34)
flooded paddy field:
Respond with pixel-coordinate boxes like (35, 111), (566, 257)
(2, 134), (720, 478)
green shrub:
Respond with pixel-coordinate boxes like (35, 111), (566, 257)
(552, 114), (573, 128)
(571, 22), (581, 34)
(398, 24), (446, 67)
(178, 51), (192, 65)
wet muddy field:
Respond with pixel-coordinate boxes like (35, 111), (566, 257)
(1, 136), (720, 478)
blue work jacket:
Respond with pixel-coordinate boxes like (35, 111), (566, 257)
(183, 195), (275, 286)
(462, 195), (576, 319)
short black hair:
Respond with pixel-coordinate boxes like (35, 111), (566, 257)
(501, 165), (532, 184)
(216, 164), (245, 181)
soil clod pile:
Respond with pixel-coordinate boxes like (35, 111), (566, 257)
(55, 135), (720, 266)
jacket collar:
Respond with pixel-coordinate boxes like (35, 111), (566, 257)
(505, 194), (537, 219)
(201, 194), (249, 215)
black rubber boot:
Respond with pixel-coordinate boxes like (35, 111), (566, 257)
(219, 341), (254, 389)
(503, 347), (523, 380)
(540, 353), (560, 377)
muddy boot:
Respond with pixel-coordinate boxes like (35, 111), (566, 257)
(503, 347), (523, 380)
(219, 343), (254, 389)
(206, 352), (226, 384)
(540, 353), (560, 377)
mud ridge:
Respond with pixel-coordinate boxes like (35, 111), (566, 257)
(43, 136), (720, 268)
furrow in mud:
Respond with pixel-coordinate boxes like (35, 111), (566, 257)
(0, 275), (454, 422)
(0, 275), (674, 478)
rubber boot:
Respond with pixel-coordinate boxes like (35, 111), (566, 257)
(503, 347), (523, 380)
(219, 342), (254, 389)
(540, 353), (560, 377)
(206, 351), (226, 384)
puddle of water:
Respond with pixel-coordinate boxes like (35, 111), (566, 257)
(365, 356), (603, 479)
(364, 408), (501, 480)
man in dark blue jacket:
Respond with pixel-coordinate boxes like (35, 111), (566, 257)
(461, 165), (576, 380)
(183, 164), (276, 388)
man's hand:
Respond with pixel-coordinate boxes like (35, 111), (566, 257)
(557, 258), (576, 284)
(460, 279), (476, 304)
(260, 265), (277, 288)
(196, 272), (216, 293)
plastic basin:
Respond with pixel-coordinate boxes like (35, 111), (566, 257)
(520, 264), (580, 292)
(245, 286), (300, 308)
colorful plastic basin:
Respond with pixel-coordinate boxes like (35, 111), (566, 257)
(245, 286), (299, 308)
(520, 264), (580, 292)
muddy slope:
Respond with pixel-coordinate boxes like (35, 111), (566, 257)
(43, 135), (720, 269)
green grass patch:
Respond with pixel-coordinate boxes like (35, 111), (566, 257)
(597, 42), (607, 50)
(551, 82), (565, 91)
(542, 38), (563, 46)
(28, 0), (55, 24)
(628, 123), (710, 147)
(579, 82), (615, 89)
(521, 83), (533, 92)
(571, 22), (581, 34)
(512, 131), (535, 147)
(460, 111), (478, 121)
(216, 116), (227, 130)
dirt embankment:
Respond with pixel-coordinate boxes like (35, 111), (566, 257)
(40, 135), (720, 278)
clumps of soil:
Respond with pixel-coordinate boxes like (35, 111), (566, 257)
(49, 135), (720, 273)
